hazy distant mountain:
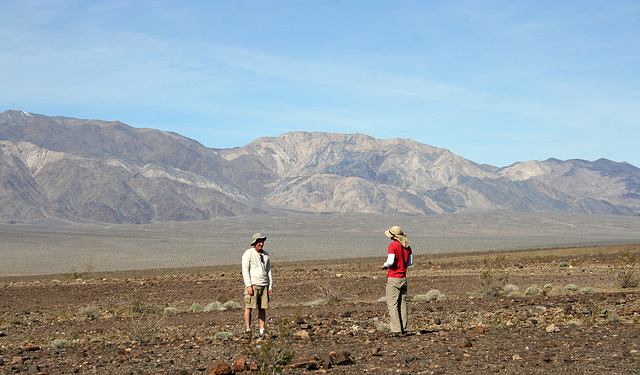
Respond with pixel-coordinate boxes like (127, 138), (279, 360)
(1, 110), (638, 224)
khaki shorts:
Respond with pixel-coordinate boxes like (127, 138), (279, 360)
(244, 285), (270, 309)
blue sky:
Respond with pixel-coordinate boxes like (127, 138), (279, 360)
(1, 0), (639, 168)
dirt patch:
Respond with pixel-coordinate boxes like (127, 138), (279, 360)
(1, 244), (639, 374)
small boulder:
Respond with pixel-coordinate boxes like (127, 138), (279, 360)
(294, 330), (311, 340)
(234, 357), (247, 372)
(205, 360), (232, 375)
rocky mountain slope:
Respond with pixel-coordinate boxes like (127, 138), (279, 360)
(1, 110), (638, 224)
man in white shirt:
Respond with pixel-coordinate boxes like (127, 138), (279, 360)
(242, 233), (273, 337)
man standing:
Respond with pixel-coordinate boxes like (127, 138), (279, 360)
(380, 226), (413, 337)
(242, 233), (273, 337)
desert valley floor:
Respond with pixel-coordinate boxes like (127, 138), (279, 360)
(1, 242), (639, 374)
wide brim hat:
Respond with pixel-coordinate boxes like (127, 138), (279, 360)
(385, 226), (404, 238)
(251, 233), (267, 246)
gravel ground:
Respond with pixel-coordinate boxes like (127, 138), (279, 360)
(1, 244), (639, 374)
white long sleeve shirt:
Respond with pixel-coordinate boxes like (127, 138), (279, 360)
(242, 248), (273, 289)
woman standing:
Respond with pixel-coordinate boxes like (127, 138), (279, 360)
(380, 226), (413, 337)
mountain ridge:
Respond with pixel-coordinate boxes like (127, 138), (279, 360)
(1, 110), (638, 224)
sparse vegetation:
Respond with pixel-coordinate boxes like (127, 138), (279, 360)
(479, 257), (510, 297)
(119, 293), (164, 343)
(204, 302), (224, 311)
(302, 298), (329, 307)
(413, 289), (446, 301)
(215, 291), (236, 304)
(244, 317), (296, 375)
(123, 313), (163, 343)
(213, 331), (234, 340)
(163, 307), (178, 314)
(503, 284), (520, 296)
(189, 303), (204, 312)
(51, 338), (71, 349)
(524, 285), (543, 296)
(2, 243), (640, 374)
(565, 283), (579, 291)
(67, 260), (95, 281)
(79, 305), (99, 319)
(317, 281), (344, 304)
(612, 250), (639, 288)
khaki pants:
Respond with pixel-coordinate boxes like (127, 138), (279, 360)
(386, 277), (408, 333)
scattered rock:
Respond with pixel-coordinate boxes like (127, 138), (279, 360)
(331, 351), (354, 366)
(545, 324), (559, 333)
(205, 361), (232, 375)
(294, 330), (311, 340)
(234, 357), (247, 372)
(288, 356), (321, 370)
(316, 353), (333, 369)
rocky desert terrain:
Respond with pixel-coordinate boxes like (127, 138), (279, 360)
(1, 243), (639, 374)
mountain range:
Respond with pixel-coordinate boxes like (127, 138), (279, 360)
(1, 110), (638, 225)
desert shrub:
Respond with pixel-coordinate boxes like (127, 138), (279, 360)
(317, 282), (344, 304)
(67, 260), (95, 281)
(413, 289), (446, 301)
(215, 291), (236, 304)
(607, 310), (621, 323)
(51, 338), (82, 348)
(204, 302), (224, 311)
(581, 296), (607, 325)
(565, 284), (579, 291)
(524, 285), (542, 296)
(558, 261), (570, 267)
(223, 300), (241, 309)
(125, 294), (159, 315)
(479, 257), (510, 297)
(613, 250), (639, 288)
(51, 338), (70, 349)
(213, 331), (234, 340)
(163, 307), (178, 314)
(123, 313), (163, 343)
(189, 303), (204, 312)
(117, 293), (164, 343)
(79, 305), (99, 319)
(503, 284), (520, 296)
(302, 299), (329, 307)
(244, 317), (295, 375)
(580, 287), (594, 294)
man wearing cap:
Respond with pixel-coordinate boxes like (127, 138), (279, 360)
(380, 226), (413, 337)
(242, 233), (273, 337)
